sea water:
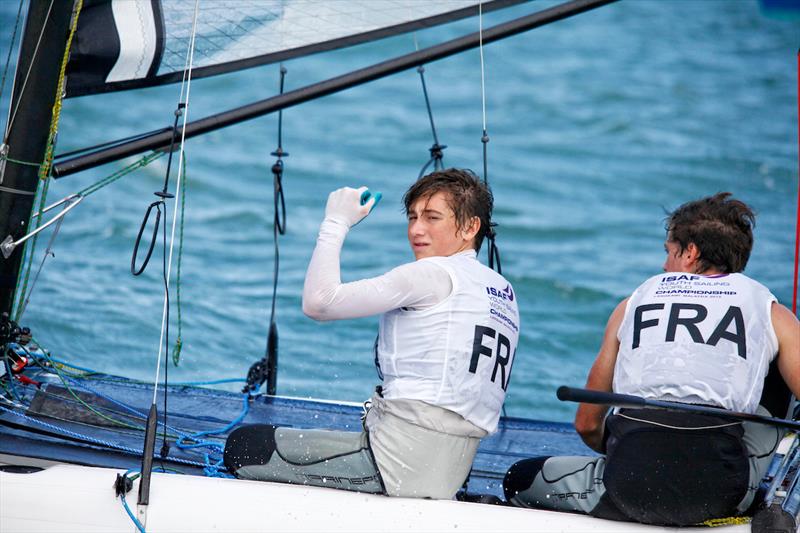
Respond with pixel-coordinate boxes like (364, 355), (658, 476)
(0, 1), (797, 423)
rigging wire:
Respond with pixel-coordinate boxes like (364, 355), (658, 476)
(413, 33), (446, 179)
(793, 48), (799, 316)
(478, 1), (502, 274)
(0, 0), (24, 103)
(244, 65), (289, 396)
(3, 0), (54, 148)
(14, 198), (70, 319)
(0, 0), (26, 172)
(265, 65), (289, 396)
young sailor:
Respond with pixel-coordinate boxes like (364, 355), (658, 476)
(504, 192), (799, 525)
(225, 169), (520, 499)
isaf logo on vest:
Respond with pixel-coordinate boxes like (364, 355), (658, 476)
(632, 303), (746, 359)
(486, 284), (514, 301)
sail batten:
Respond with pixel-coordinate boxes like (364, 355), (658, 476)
(65, 0), (530, 97)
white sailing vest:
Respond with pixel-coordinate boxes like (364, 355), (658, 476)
(615, 272), (778, 414)
(376, 253), (520, 433)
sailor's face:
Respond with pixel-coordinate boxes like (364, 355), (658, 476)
(407, 192), (472, 260)
(663, 238), (687, 272)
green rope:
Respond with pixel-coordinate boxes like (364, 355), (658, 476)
(12, 151), (167, 320)
(37, 348), (144, 431)
(1, 156), (41, 167)
(77, 151), (166, 197)
(25, 336), (181, 438)
(172, 151), (187, 366)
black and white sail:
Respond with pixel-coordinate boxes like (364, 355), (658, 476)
(66, 0), (525, 97)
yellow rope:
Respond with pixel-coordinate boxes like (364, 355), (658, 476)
(13, 0), (83, 319)
(37, 0), (83, 184)
(701, 516), (751, 527)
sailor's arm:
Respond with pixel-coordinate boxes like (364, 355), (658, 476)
(575, 298), (627, 452)
(303, 187), (451, 320)
(303, 187), (371, 318)
(772, 302), (800, 399)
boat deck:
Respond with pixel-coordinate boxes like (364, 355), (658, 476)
(0, 367), (591, 498)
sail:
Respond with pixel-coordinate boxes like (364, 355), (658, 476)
(65, 0), (527, 97)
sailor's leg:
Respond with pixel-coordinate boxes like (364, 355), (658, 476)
(736, 406), (784, 513)
(224, 424), (384, 494)
(367, 409), (480, 499)
(503, 455), (624, 518)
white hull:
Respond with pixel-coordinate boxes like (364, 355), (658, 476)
(1, 461), (746, 533)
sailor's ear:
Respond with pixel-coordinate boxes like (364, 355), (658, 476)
(684, 242), (702, 268)
(462, 216), (481, 240)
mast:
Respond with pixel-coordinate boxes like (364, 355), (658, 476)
(0, 0), (77, 316)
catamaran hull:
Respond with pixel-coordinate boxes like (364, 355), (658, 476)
(0, 462), (747, 532)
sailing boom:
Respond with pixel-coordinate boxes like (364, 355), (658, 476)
(52, 0), (617, 178)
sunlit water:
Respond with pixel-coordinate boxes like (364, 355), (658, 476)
(1, 1), (797, 423)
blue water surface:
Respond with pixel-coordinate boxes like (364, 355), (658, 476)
(0, 1), (797, 423)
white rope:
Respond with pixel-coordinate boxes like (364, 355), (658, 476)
(478, 0), (487, 134)
(151, 0), (200, 404)
(617, 412), (741, 431)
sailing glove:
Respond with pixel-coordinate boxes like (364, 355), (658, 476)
(324, 186), (377, 229)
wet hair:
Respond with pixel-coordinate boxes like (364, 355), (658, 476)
(403, 168), (493, 252)
(665, 192), (755, 273)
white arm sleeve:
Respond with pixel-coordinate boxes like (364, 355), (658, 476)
(302, 218), (452, 321)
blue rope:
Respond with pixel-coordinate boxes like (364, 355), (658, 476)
(13, 346), (251, 476)
(0, 403), (207, 468)
(57, 373), (249, 470)
(119, 470), (147, 533)
(171, 378), (247, 386)
(56, 375), (246, 476)
(175, 394), (250, 477)
(30, 350), (239, 436)
(23, 349), (99, 375)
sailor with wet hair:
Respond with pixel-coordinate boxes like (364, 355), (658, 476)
(504, 192), (799, 526)
(225, 168), (520, 499)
